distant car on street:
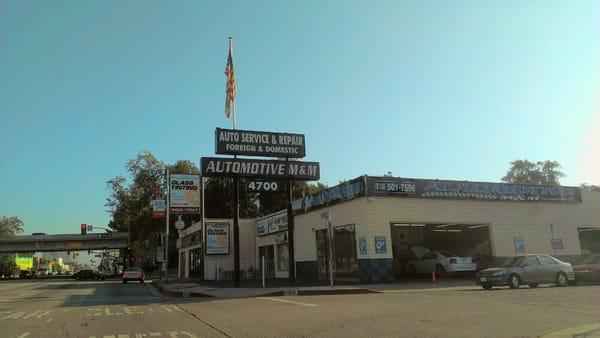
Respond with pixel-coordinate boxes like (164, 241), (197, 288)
(73, 270), (105, 281)
(19, 270), (34, 279)
(476, 254), (574, 290)
(406, 246), (477, 277)
(572, 254), (600, 284)
(122, 267), (145, 283)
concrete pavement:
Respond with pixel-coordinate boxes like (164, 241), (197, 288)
(1, 279), (600, 337)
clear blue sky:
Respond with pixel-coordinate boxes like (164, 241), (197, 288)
(1, 1), (599, 235)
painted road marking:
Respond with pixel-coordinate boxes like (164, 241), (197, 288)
(541, 322), (600, 337)
(0, 310), (50, 320)
(258, 297), (319, 307)
(85, 305), (182, 317)
(89, 332), (197, 338)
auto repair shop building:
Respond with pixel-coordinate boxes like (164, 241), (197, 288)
(255, 176), (600, 283)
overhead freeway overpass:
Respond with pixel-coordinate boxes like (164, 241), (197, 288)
(0, 233), (129, 253)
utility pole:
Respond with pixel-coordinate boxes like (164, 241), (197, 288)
(164, 167), (170, 281)
(287, 178), (295, 282)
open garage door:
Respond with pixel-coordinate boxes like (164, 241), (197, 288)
(578, 227), (600, 254)
(390, 223), (492, 279)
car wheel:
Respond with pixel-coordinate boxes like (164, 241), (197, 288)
(528, 283), (539, 288)
(508, 274), (520, 289)
(408, 265), (417, 277)
(556, 272), (568, 287)
(482, 284), (493, 290)
(435, 265), (446, 278)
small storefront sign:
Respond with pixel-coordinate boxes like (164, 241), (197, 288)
(514, 237), (525, 253)
(156, 246), (164, 262)
(256, 211), (287, 236)
(169, 174), (200, 214)
(358, 237), (367, 255)
(151, 199), (166, 217)
(551, 238), (564, 250)
(374, 236), (387, 254)
(206, 222), (230, 255)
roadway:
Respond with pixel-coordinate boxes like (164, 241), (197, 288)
(1, 279), (600, 337)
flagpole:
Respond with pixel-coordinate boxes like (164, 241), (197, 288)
(228, 36), (241, 287)
(228, 37), (237, 130)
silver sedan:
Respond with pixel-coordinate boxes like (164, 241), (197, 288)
(476, 254), (574, 290)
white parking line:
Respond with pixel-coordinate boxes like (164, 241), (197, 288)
(258, 297), (318, 307)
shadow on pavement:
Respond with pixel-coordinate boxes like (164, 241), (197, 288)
(53, 280), (166, 308)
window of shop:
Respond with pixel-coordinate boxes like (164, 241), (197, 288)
(277, 243), (289, 271)
(333, 224), (358, 279)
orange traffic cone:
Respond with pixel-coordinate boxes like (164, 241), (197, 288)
(432, 271), (437, 283)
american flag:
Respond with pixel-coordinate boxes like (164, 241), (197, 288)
(224, 41), (236, 119)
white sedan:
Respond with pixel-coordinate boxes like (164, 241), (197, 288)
(406, 247), (477, 277)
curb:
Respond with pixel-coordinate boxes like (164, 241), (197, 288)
(151, 280), (379, 298)
(151, 280), (214, 298)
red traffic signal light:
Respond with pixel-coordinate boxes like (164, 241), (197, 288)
(81, 224), (87, 235)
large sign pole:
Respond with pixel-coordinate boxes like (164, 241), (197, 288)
(203, 126), (319, 287)
(287, 178), (295, 282)
(233, 175), (240, 287)
(164, 167), (170, 281)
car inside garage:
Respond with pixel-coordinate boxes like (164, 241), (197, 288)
(390, 223), (492, 279)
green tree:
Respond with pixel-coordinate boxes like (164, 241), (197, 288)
(580, 183), (600, 192)
(501, 160), (565, 186)
(0, 216), (23, 237)
(0, 216), (23, 274)
(105, 151), (203, 268)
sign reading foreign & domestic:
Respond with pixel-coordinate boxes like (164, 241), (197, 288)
(215, 128), (306, 158)
(201, 157), (319, 181)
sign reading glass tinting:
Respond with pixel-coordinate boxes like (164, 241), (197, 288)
(215, 128), (306, 158)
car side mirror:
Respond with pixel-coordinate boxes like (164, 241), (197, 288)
(521, 263), (529, 268)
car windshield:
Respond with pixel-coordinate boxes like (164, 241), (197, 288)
(582, 255), (600, 264)
(126, 267), (142, 272)
(437, 251), (456, 257)
(502, 256), (525, 267)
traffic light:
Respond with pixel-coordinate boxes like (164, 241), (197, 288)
(126, 245), (135, 267)
(81, 224), (87, 235)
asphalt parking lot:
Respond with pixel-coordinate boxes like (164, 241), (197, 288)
(1, 279), (599, 337)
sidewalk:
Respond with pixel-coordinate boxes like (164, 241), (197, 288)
(152, 278), (478, 298)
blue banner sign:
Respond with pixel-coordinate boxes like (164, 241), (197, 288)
(359, 237), (367, 255)
(374, 236), (387, 254)
(368, 177), (581, 203)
